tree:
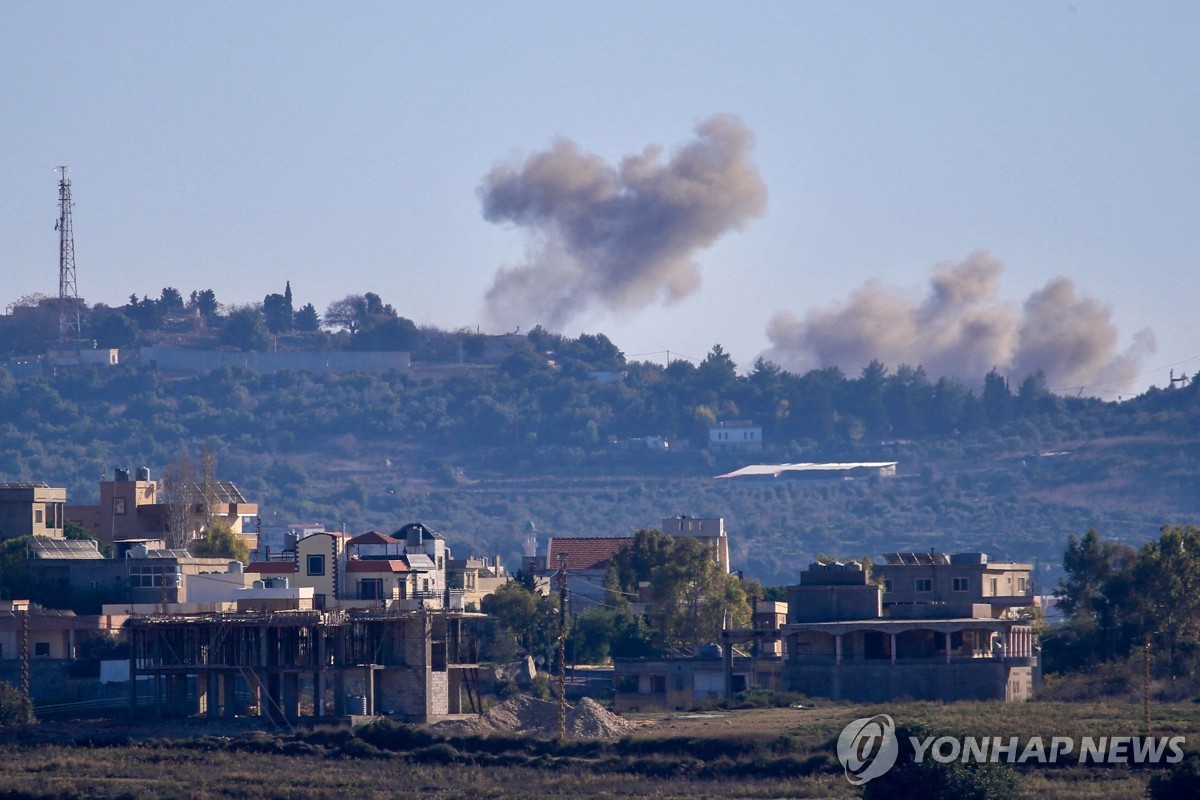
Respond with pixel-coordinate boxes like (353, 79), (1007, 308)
(219, 307), (269, 351)
(159, 287), (185, 314)
(607, 529), (751, 650)
(696, 344), (737, 394)
(190, 519), (249, 563)
(349, 316), (419, 352)
(480, 580), (556, 654)
(161, 455), (199, 550)
(294, 302), (320, 332)
(188, 289), (219, 318)
(325, 295), (367, 334)
(982, 368), (1012, 427)
(262, 292), (293, 334)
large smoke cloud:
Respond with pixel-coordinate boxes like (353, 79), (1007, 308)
(764, 251), (1155, 391)
(480, 114), (767, 329)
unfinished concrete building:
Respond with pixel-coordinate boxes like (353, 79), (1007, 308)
(127, 609), (482, 723)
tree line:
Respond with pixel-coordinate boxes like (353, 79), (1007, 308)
(1049, 525), (1200, 683)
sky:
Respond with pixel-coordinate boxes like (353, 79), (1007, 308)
(2, 2), (1198, 398)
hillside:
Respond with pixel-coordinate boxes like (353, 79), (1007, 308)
(1, 327), (1198, 586)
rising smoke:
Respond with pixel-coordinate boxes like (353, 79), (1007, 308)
(763, 251), (1155, 391)
(480, 114), (767, 329)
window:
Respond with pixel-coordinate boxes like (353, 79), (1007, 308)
(113, 497), (127, 515)
(952, 577), (969, 592)
(989, 577), (998, 596)
(359, 579), (383, 600)
(422, 578), (430, 593)
(915, 578), (933, 593)
(1018, 577), (1028, 594)
(35, 642), (50, 657)
(35, 509), (43, 524)
(130, 566), (165, 588)
(307, 554), (325, 576)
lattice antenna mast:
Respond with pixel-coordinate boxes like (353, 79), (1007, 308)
(55, 165), (81, 340)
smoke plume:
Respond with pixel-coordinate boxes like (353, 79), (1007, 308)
(480, 114), (767, 328)
(763, 251), (1155, 392)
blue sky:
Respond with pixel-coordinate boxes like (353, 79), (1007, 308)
(2, 2), (1197, 397)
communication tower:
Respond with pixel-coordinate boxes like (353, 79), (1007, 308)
(55, 166), (81, 340)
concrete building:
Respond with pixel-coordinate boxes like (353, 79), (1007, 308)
(28, 539), (234, 606)
(65, 467), (258, 550)
(126, 608), (482, 723)
(447, 555), (507, 611)
(660, 516), (730, 573)
(614, 648), (784, 712)
(781, 554), (1038, 703)
(252, 524), (450, 611)
(0, 482), (67, 540)
(708, 420), (762, 450)
(0, 600), (126, 662)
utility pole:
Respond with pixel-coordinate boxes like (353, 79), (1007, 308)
(1143, 635), (1151, 736)
(20, 607), (31, 725)
(55, 166), (81, 341)
(556, 552), (568, 741)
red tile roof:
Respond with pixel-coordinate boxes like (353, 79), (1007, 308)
(347, 530), (400, 546)
(246, 562), (295, 574)
(347, 559), (409, 573)
(546, 537), (632, 571)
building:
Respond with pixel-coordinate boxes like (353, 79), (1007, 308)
(781, 554), (1038, 703)
(447, 555), (507, 610)
(126, 608), (482, 723)
(660, 516), (729, 573)
(708, 420), (762, 450)
(253, 524), (450, 611)
(528, 517), (732, 611)
(614, 648), (784, 712)
(714, 462), (898, 482)
(27, 539), (235, 606)
(0, 600), (126, 662)
(65, 467), (258, 549)
(532, 536), (633, 611)
(0, 482), (67, 540)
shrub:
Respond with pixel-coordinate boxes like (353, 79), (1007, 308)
(0, 682), (34, 727)
(1147, 754), (1200, 800)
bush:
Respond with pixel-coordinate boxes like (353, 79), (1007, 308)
(0, 682), (34, 727)
(1147, 754), (1200, 800)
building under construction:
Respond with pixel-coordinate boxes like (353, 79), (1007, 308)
(127, 609), (482, 723)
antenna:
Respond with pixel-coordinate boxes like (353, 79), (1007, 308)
(55, 166), (81, 341)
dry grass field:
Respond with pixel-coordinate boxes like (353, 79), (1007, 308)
(0, 700), (1194, 799)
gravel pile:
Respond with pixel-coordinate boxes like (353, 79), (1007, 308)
(432, 695), (634, 739)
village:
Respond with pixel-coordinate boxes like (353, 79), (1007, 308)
(0, 465), (1041, 727)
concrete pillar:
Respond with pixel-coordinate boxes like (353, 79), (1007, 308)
(316, 672), (326, 717)
(890, 633), (897, 664)
(365, 667), (375, 715)
(944, 631), (952, 664)
(333, 672), (346, 716)
(267, 673), (282, 722)
(283, 673), (300, 719)
(197, 672), (210, 716)
(222, 673), (236, 718)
